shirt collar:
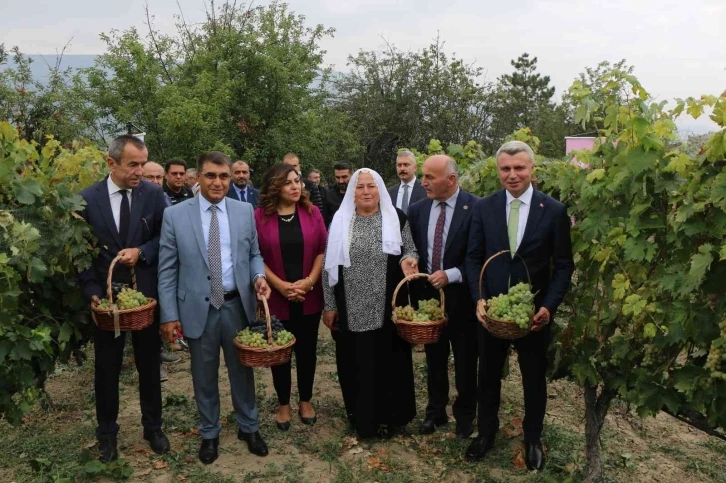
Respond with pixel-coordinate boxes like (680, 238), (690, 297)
(107, 175), (126, 196)
(235, 184), (247, 195)
(199, 194), (227, 213)
(400, 178), (416, 188)
(506, 184), (534, 206)
(434, 187), (460, 209)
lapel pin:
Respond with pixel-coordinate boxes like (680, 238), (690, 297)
(463, 205), (469, 210)
(539, 202), (544, 208)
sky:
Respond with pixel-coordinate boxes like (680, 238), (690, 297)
(2, 0), (724, 133)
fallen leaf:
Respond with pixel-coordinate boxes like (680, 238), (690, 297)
(134, 469), (152, 477)
(133, 444), (150, 453)
(510, 417), (523, 429)
(185, 455), (194, 463)
(512, 446), (526, 469)
(366, 456), (390, 472)
(152, 460), (168, 470)
(375, 448), (390, 458)
(342, 436), (359, 450)
(85, 441), (97, 449)
(347, 447), (364, 455)
(176, 476), (186, 482)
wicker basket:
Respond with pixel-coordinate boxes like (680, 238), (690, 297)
(477, 250), (534, 339)
(391, 273), (447, 344)
(91, 255), (156, 334)
(234, 295), (295, 368)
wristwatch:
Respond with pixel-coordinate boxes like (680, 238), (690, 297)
(138, 249), (146, 263)
(252, 273), (266, 284)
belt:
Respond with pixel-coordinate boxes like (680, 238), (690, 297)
(223, 290), (239, 301)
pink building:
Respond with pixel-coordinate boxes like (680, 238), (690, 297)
(565, 136), (596, 167)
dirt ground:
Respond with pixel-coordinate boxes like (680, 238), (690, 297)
(2, 324), (725, 483)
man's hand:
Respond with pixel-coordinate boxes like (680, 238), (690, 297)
(476, 309), (489, 328)
(428, 270), (449, 290)
(531, 307), (551, 332)
(323, 310), (338, 331)
(117, 248), (140, 267)
(255, 277), (272, 300)
(401, 257), (419, 277)
(91, 295), (102, 307)
(161, 321), (182, 343)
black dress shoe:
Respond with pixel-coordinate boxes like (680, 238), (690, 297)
(143, 429), (171, 454)
(525, 440), (545, 471)
(237, 430), (269, 457)
(298, 410), (317, 425)
(465, 435), (495, 462)
(455, 422), (474, 439)
(198, 437), (219, 465)
(98, 435), (118, 463)
(419, 416), (448, 435)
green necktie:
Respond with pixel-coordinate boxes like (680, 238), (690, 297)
(508, 199), (523, 254)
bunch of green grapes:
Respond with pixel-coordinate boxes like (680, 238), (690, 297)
(705, 320), (726, 381)
(486, 282), (534, 329)
(642, 344), (667, 367)
(395, 305), (416, 321)
(274, 330), (294, 346)
(416, 298), (443, 321)
(97, 287), (147, 310)
(236, 328), (269, 348)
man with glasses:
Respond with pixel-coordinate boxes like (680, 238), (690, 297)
(164, 159), (194, 205)
(143, 162), (172, 207)
(158, 151), (272, 464)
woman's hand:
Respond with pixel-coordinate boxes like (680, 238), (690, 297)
(323, 310), (338, 331)
(401, 257), (419, 277)
(276, 281), (305, 301)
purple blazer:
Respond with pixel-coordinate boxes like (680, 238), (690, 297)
(254, 204), (327, 320)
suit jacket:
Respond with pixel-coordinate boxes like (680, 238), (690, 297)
(465, 188), (574, 317)
(254, 204), (327, 320)
(303, 178), (325, 215)
(157, 197), (265, 339)
(407, 189), (479, 323)
(387, 179), (427, 211)
(76, 177), (167, 302)
(226, 185), (260, 207)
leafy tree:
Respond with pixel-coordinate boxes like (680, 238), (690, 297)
(0, 122), (106, 424)
(85, 1), (359, 178)
(334, 37), (493, 181)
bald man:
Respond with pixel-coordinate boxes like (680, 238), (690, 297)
(407, 155), (480, 439)
(144, 162), (172, 207)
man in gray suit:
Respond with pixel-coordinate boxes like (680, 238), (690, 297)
(387, 150), (427, 213)
(158, 151), (272, 464)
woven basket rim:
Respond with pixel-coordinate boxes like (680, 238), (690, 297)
(392, 316), (447, 327)
(91, 298), (157, 315)
(233, 336), (296, 353)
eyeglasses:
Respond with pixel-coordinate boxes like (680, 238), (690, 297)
(144, 175), (164, 181)
(201, 172), (232, 181)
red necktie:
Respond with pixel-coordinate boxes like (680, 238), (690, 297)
(431, 202), (446, 272)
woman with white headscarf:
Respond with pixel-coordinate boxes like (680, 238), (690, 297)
(322, 168), (419, 439)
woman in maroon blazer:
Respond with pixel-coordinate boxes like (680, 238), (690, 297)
(254, 163), (327, 430)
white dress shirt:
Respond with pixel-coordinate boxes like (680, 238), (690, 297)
(233, 184), (248, 202)
(199, 196), (236, 291)
(107, 176), (131, 233)
(505, 184), (534, 251)
(395, 178), (417, 210)
(427, 188), (462, 284)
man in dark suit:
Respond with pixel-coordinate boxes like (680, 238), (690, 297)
(322, 161), (353, 227)
(227, 160), (259, 206)
(76, 135), (170, 462)
(387, 150), (427, 212)
(407, 155), (479, 439)
(163, 159), (194, 205)
(464, 141), (574, 470)
(282, 152), (324, 215)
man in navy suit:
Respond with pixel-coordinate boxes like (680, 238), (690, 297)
(387, 150), (427, 212)
(226, 160), (259, 206)
(76, 135), (170, 462)
(407, 155), (479, 439)
(464, 141), (574, 470)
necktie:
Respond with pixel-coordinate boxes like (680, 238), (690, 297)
(241, 188), (246, 203)
(431, 202), (446, 272)
(401, 184), (410, 212)
(119, 189), (130, 247)
(208, 205), (224, 309)
(508, 199), (523, 255)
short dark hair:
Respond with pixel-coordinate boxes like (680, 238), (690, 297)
(334, 161), (352, 173)
(197, 151), (232, 172)
(165, 158), (187, 173)
(108, 135), (145, 163)
(307, 169), (321, 177)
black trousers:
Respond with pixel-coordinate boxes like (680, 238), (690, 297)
(93, 319), (162, 437)
(332, 323), (416, 438)
(477, 322), (551, 442)
(271, 311), (321, 405)
(424, 317), (478, 425)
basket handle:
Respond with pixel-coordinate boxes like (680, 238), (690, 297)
(391, 272), (446, 316)
(477, 250), (532, 302)
(105, 255), (138, 304)
(258, 295), (273, 346)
